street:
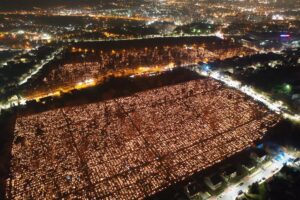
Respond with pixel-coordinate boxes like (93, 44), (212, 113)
(208, 150), (294, 200)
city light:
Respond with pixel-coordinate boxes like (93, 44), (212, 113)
(280, 34), (291, 38)
(194, 66), (300, 123)
(7, 79), (279, 200)
(1, 1), (300, 199)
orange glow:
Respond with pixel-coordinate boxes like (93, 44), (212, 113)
(24, 63), (176, 101)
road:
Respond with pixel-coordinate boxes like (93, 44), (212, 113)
(0, 36), (296, 117)
(66, 32), (227, 43)
(192, 67), (300, 123)
(209, 151), (294, 200)
(0, 47), (64, 112)
(18, 47), (64, 85)
(0, 60), (177, 113)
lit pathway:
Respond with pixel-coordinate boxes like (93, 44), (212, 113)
(18, 47), (64, 85)
(0, 47), (64, 112)
(192, 66), (300, 123)
(209, 150), (294, 200)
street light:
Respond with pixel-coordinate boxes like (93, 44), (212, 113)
(282, 83), (292, 94)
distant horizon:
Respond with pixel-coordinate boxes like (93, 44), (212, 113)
(0, 0), (298, 12)
(0, 0), (108, 11)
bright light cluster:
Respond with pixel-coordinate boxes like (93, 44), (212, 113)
(6, 79), (280, 199)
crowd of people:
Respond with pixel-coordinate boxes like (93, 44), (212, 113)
(6, 78), (280, 199)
